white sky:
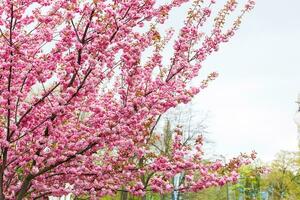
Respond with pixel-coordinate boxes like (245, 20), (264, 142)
(164, 0), (300, 162)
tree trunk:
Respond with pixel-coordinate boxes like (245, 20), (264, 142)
(16, 174), (34, 200)
(121, 191), (128, 200)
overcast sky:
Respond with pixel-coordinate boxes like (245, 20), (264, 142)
(163, 0), (300, 162)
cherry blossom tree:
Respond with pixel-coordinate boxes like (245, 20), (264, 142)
(0, 0), (255, 199)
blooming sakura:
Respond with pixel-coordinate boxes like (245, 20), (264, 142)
(0, 0), (255, 199)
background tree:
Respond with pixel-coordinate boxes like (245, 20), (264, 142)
(264, 151), (300, 200)
(154, 106), (209, 200)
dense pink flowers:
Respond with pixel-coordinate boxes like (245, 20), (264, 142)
(0, 0), (255, 199)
